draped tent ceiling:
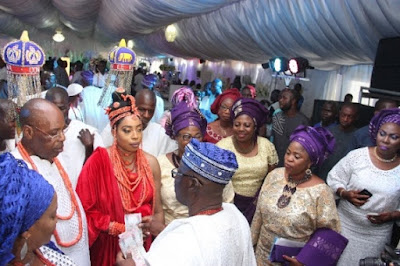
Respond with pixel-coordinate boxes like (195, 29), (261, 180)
(0, 0), (399, 70)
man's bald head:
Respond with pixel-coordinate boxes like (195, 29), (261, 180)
(20, 98), (66, 161)
(135, 89), (156, 129)
(20, 98), (63, 127)
(135, 89), (156, 105)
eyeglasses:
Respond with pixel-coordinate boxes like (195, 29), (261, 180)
(29, 125), (64, 140)
(178, 133), (202, 141)
(171, 168), (197, 179)
(219, 105), (231, 112)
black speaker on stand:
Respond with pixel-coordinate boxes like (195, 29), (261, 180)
(370, 37), (400, 92)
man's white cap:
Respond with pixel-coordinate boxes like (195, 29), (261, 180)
(67, 83), (83, 96)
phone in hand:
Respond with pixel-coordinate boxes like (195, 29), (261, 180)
(359, 189), (373, 197)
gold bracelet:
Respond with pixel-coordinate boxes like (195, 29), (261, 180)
(339, 189), (345, 198)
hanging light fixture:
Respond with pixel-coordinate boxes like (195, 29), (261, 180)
(165, 24), (177, 42)
(127, 40), (135, 48)
(53, 30), (65, 42)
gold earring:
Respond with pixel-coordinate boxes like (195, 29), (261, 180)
(305, 168), (312, 176)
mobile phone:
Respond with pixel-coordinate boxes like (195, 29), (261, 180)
(359, 189), (373, 197)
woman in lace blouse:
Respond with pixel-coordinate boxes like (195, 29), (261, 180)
(327, 108), (400, 266)
(0, 153), (76, 265)
(159, 101), (234, 225)
(217, 98), (278, 223)
(251, 126), (340, 266)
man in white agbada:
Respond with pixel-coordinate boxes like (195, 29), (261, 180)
(77, 69), (110, 132)
(93, 60), (108, 88)
(141, 76), (164, 124)
(11, 98), (90, 266)
(66, 83), (85, 123)
(101, 89), (176, 157)
(45, 87), (104, 188)
(133, 68), (144, 93)
(116, 139), (256, 266)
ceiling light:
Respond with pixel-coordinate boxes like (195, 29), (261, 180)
(53, 30), (65, 42)
(165, 24), (177, 42)
(127, 40), (134, 48)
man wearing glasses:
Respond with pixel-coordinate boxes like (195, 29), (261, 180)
(117, 139), (256, 266)
(45, 86), (104, 189)
(11, 98), (90, 266)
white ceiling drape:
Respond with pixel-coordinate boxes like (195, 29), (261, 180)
(0, 0), (398, 70)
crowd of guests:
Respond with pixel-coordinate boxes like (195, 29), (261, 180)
(0, 59), (399, 266)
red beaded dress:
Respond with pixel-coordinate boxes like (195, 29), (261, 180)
(76, 147), (154, 266)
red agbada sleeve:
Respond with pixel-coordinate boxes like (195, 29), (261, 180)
(76, 147), (125, 266)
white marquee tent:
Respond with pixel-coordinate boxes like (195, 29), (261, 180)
(0, 0), (399, 116)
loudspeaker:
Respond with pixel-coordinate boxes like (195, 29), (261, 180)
(169, 58), (173, 62)
(370, 37), (400, 92)
(261, 62), (269, 69)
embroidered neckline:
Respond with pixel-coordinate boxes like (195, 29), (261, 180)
(17, 142), (83, 247)
(194, 206), (223, 216)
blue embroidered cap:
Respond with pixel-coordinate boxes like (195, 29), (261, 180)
(181, 139), (238, 185)
(0, 152), (54, 264)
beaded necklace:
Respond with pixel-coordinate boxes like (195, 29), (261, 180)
(194, 206), (223, 216)
(276, 172), (311, 208)
(110, 141), (155, 213)
(35, 249), (56, 266)
(17, 143), (83, 247)
(12, 250), (56, 266)
(106, 94), (155, 214)
(117, 148), (136, 167)
(374, 147), (397, 163)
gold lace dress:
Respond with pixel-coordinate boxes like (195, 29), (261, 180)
(251, 168), (340, 265)
(216, 136), (278, 197)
